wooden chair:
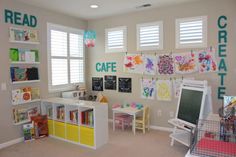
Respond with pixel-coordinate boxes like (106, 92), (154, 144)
(135, 106), (150, 133)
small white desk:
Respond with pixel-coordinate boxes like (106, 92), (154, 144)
(112, 107), (142, 135)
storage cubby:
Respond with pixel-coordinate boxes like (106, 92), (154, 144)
(41, 98), (108, 149)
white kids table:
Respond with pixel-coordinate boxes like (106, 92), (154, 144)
(112, 107), (142, 135)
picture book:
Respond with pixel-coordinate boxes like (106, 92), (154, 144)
(31, 50), (39, 62)
(13, 108), (29, 123)
(14, 68), (27, 81)
(12, 89), (21, 105)
(25, 51), (35, 63)
(23, 124), (34, 142)
(28, 107), (39, 119)
(9, 27), (39, 42)
(9, 48), (19, 61)
(21, 92), (32, 103)
(18, 49), (25, 61)
(31, 88), (40, 100)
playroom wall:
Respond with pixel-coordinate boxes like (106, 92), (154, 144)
(87, 0), (236, 128)
(0, 0), (87, 144)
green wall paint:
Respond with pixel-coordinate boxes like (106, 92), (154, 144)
(4, 9), (37, 27)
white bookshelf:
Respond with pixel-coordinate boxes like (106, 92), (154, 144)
(11, 61), (40, 65)
(41, 97), (108, 149)
(14, 119), (31, 125)
(12, 99), (41, 106)
(12, 80), (40, 84)
(9, 40), (40, 45)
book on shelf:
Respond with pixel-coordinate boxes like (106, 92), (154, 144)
(81, 109), (94, 126)
(56, 106), (65, 120)
(9, 48), (39, 62)
(12, 87), (40, 105)
(9, 27), (39, 43)
(10, 67), (39, 82)
(13, 106), (39, 124)
(69, 110), (78, 123)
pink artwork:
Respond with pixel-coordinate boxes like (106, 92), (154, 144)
(157, 54), (174, 75)
(123, 54), (144, 74)
(173, 52), (198, 74)
(198, 49), (217, 73)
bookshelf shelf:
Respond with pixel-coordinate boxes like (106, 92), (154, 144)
(41, 97), (108, 149)
(11, 62), (40, 65)
(13, 119), (31, 125)
(12, 99), (41, 106)
(9, 40), (40, 45)
(12, 80), (40, 84)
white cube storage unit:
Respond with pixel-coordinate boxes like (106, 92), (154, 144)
(41, 97), (108, 149)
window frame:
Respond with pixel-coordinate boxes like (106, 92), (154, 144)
(105, 26), (127, 53)
(47, 23), (85, 92)
(136, 21), (163, 51)
(175, 16), (207, 49)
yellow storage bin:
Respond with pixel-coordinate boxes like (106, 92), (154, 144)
(80, 126), (94, 147)
(48, 119), (54, 135)
(54, 121), (65, 139)
(66, 123), (79, 143)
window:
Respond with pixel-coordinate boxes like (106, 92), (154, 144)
(47, 23), (84, 92)
(105, 26), (127, 53)
(176, 16), (207, 48)
(137, 21), (163, 51)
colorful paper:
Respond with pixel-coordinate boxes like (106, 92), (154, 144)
(156, 80), (172, 101)
(198, 49), (217, 73)
(157, 54), (174, 75)
(223, 96), (236, 117)
(84, 30), (96, 48)
(141, 79), (156, 100)
(173, 52), (198, 74)
(124, 54), (144, 74)
(173, 78), (194, 98)
(144, 55), (156, 75)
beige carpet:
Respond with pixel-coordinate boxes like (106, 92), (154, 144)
(0, 126), (188, 157)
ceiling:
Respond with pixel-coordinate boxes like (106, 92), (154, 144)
(14, 0), (200, 20)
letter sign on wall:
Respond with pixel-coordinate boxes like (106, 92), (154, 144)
(96, 62), (117, 72)
(4, 9), (37, 27)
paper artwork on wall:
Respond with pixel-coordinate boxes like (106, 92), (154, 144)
(118, 78), (132, 93)
(92, 77), (103, 91)
(141, 79), (156, 100)
(156, 80), (172, 101)
(104, 75), (117, 90)
(84, 30), (96, 48)
(143, 55), (156, 75)
(173, 52), (198, 74)
(173, 78), (194, 98)
(198, 49), (218, 73)
(123, 54), (144, 74)
(157, 54), (174, 75)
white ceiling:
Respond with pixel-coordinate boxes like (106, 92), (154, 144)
(14, 0), (200, 20)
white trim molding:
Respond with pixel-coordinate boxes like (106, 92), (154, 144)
(0, 137), (24, 149)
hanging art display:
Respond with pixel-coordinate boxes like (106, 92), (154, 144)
(104, 75), (117, 90)
(198, 48), (218, 73)
(156, 80), (172, 101)
(141, 79), (156, 100)
(157, 54), (174, 75)
(123, 54), (144, 74)
(92, 77), (103, 91)
(118, 78), (132, 93)
(173, 52), (198, 74)
(143, 55), (156, 75)
(84, 30), (96, 48)
(173, 78), (194, 98)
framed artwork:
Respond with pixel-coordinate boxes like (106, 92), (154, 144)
(92, 77), (103, 91)
(104, 75), (117, 90)
(118, 78), (132, 93)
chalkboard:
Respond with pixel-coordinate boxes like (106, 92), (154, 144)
(105, 75), (116, 90)
(118, 78), (132, 93)
(92, 77), (103, 91)
(177, 89), (203, 125)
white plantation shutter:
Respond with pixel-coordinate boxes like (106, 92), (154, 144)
(105, 26), (127, 53)
(51, 59), (68, 85)
(48, 23), (84, 91)
(176, 16), (207, 48)
(70, 59), (84, 83)
(137, 21), (163, 50)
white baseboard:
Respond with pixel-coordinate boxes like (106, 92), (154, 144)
(108, 119), (173, 132)
(0, 137), (24, 149)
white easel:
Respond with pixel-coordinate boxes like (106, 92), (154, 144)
(168, 80), (212, 147)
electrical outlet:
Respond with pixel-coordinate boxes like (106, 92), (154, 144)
(1, 83), (7, 91)
(169, 111), (174, 118)
(157, 110), (162, 117)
